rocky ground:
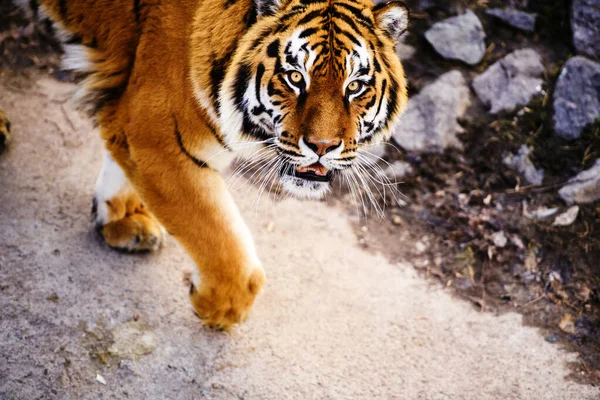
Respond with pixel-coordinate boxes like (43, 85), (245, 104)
(362, 0), (600, 383)
(1, 0), (600, 397)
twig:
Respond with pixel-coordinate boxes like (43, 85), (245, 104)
(6, 84), (49, 99)
(520, 294), (546, 308)
(61, 104), (76, 132)
(500, 181), (569, 196)
(47, 120), (68, 145)
(6, 84), (70, 104)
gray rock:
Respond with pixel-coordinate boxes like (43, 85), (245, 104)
(472, 48), (544, 113)
(396, 34), (416, 60)
(553, 56), (600, 140)
(490, 231), (508, 248)
(572, 0), (600, 59)
(384, 160), (414, 181)
(552, 206), (580, 226)
(503, 145), (544, 185)
(424, 10), (486, 65)
(559, 159), (600, 204)
(393, 70), (471, 153)
(486, 8), (537, 32)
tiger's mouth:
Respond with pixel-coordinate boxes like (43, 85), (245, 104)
(280, 162), (334, 182)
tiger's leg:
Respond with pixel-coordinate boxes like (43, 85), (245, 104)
(93, 151), (164, 252)
(105, 123), (265, 329)
(0, 109), (11, 153)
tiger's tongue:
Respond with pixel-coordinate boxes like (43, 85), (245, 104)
(296, 163), (329, 176)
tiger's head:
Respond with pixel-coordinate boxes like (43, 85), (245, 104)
(220, 0), (409, 199)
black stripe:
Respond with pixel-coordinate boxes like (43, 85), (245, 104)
(364, 93), (377, 110)
(210, 45), (237, 115)
(251, 28), (272, 50)
(59, 0), (68, 20)
(357, 67), (370, 76)
(297, 9), (322, 25)
(29, 0), (39, 17)
(174, 118), (209, 169)
(207, 119), (231, 151)
(300, 0), (327, 4)
(279, 13), (300, 24)
(375, 79), (387, 119)
(241, 115), (272, 141)
(279, 148), (303, 157)
(133, 0), (141, 23)
(65, 35), (83, 45)
(373, 56), (381, 73)
(363, 121), (374, 133)
(267, 81), (284, 97)
(333, 37), (347, 50)
(333, 24), (361, 46)
(255, 63), (265, 106)
(334, 3), (373, 27)
(244, 5), (258, 27)
(267, 40), (280, 58)
(233, 63), (252, 111)
(278, 139), (300, 149)
(299, 27), (319, 39)
(285, 54), (300, 68)
(90, 82), (128, 117)
(386, 80), (399, 122)
(334, 13), (364, 36)
(289, 5), (306, 12)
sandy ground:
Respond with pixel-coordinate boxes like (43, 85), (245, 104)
(1, 72), (598, 400)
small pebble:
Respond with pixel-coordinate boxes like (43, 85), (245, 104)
(266, 222), (275, 232)
(96, 374), (106, 385)
(545, 334), (560, 343)
(490, 231), (507, 248)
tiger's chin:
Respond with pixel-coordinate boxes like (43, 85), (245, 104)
(278, 163), (333, 200)
(279, 174), (332, 200)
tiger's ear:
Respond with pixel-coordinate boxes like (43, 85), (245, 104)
(255, 0), (287, 16)
(373, 1), (410, 42)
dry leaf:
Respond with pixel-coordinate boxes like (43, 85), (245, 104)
(559, 314), (575, 334)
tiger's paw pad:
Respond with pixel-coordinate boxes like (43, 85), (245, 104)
(93, 197), (164, 253)
(0, 109), (11, 153)
(189, 267), (265, 330)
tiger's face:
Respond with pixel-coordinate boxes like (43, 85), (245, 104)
(220, 0), (409, 199)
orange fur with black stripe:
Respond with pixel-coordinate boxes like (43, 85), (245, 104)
(37, 0), (410, 328)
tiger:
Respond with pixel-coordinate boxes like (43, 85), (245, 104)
(23, 0), (409, 329)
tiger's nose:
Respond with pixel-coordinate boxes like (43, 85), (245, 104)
(302, 136), (342, 156)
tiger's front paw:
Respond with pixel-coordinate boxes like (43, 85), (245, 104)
(189, 266), (265, 329)
(93, 194), (164, 253)
(0, 109), (11, 153)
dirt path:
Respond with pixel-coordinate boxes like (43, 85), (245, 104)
(1, 72), (598, 400)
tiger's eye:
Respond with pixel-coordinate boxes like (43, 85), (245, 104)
(289, 71), (303, 83)
(347, 81), (362, 94)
